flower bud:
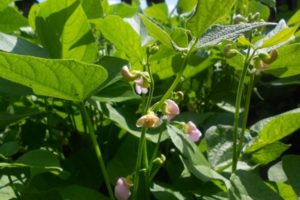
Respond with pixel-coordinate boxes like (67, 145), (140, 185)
(147, 44), (159, 55)
(136, 113), (161, 128)
(184, 121), (202, 142)
(259, 49), (278, 64)
(233, 14), (248, 24)
(114, 177), (131, 200)
(224, 44), (238, 58)
(121, 65), (137, 81)
(162, 99), (180, 121)
(174, 91), (184, 102)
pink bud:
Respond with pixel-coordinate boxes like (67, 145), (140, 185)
(121, 65), (136, 81)
(136, 113), (161, 128)
(163, 99), (180, 121)
(185, 121), (202, 142)
(135, 77), (148, 95)
(114, 177), (131, 200)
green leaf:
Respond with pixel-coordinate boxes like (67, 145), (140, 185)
(196, 22), (276, 49)
(176, 0), (197, 14)
(167, 125), (208, 166)
(250, 142), (290, 165)
(151, 183), (192, 200)
(0, 32), (48, 57)
(96, 15), (144, 67)
(107, 3), (138, 18)
(187, 0), (235, 38)
(58, 185), (107, 200)
(229, 170), (283, 200)
(247, 1), (270, 20)
(0, 108), (40, 129)
(92, 80), (140, 102)
(0, 78), (34, 96)
(246, 108), (300, 153)
(0, 6), (28, 33)
(205, 125), (234, 170)
(265, 44), (300, 78)
(0, 176), (16, 199)
(0, 52), (108, 101)
(144, 3), (169, 24)
(269, 182), (298, 200)
(260, 0), (276, 8)
(17, 149), (60, 168)
(34, 0), (97, 62)
(0, 141), (19, 157)
(261, 27), (297, 48)
(288, 9), (300, 25)
(282, 155), (300, 197)
(79, 0), (103, 19)
(268, 161), (288, 183)
(0, 0), (13, 10)
(140, 15), (187, 51)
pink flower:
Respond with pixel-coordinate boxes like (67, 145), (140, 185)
(163, 99), (180, 121)
(114, 177), (131, 200)
(184, 121), (202, 142)
(136, 113), (161, 128)
(135, 77), (148, 95)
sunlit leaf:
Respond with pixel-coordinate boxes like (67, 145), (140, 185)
(0, 6), (28, 33)
(0, 52), (108, 101)
(282, 155), (300, 197)
(144, 3), (168, 24)
(187, 0), (235, 38)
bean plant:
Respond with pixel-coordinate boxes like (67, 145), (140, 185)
(0, 0), (300, 199)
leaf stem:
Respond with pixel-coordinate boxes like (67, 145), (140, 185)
(232, 48), (255, 173)
(237, 73), (255, 158)
(80, 103), (114, 200)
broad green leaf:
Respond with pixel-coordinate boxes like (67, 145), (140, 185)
(107, 3), (138, 18)
(187, 0), (235, 38)
(0, 141), (19, 157)
(92, 80), (140, 102)
(268, 161), (287, 183)
(0, 78), (33, 96)
(288, 9), (300, 25)
(167, 125), (209, 166)
(0, 108), (40, 129)
(250, 142), (290, 165)
(261, 27), (297, 48)
(0, 0), (13, 10)
(260, 0), (276, 8)
(176, 0), (197, 14)
(0, 52), (108, 101)
(96, 15), (144, 67)
(246, 108), (300, 153)
(205, 125), (234, 171)
(0, 6), (28, 33)
(151, 183), (192, 200)
(17, 149), (60, 168)
(0, 32), (48, 57)
(282, 155), (300, 197)
(247, 1), (270, 20)
(269, 182), (298, 200)
(144, 3), (168, 24)
(196, 22), (276, 49)
(265, 44), (300, 78)
(170, 28), (189, 48)
(58, 185), (107, 200)
(229, 170), (283, 200)
(80, 0), (103, 19)
(104, 104), (168, 143)
(0, 176), (16, 199)
(255, 20), (294, 50)
(140, 15), (187, 51)
(34, 0), (97, 62)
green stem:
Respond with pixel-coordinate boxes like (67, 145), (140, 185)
(237, 73), (255, 159)
(148, 127), (163, 182)
(8, 175), (21, 199)
(80, 103), (114, 200)
(232, 49), (255, 173)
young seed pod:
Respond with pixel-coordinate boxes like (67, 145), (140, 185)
(259, 49), (278, 64)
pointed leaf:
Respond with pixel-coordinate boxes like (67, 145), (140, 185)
(176, 0), (197, 14)
(196, 22), (276, 49)
(0, 32), (48, 57)
(0, 6), (28, 33)
(246, 108), (300, 153)
(288, 9), (300, 25)
(34, 0), (97, 62)
(282, 155), (300, 197)
(261, 27), (297, 48)
(187, 0), (235, 38)
(0, 52), (108, 101)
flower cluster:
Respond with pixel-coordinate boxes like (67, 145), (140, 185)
(121, 65), (150, 95)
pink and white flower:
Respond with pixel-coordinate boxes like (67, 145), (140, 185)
(163, 99), (180, 121)
(114, 177), (131, 200)
(134, 76), (148, 95)
(184, 121), (202, 142)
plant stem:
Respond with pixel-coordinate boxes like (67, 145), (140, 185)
(237, 73), (255, 158)
(80, 103), (114, 200)
(8, 175), (21, 199)
(232, 49), (254, 173)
